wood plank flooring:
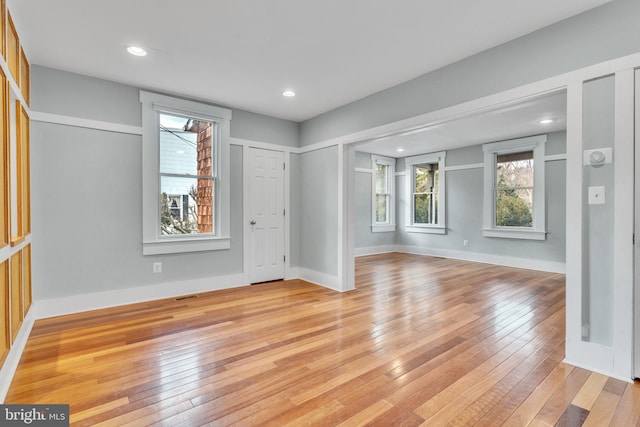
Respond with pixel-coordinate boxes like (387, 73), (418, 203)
(6, 253), (640, 426)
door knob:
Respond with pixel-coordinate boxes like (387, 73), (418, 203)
(250, 220), (256, 225)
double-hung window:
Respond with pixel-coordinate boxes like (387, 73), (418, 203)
(371, 155), (395, 232)
(141, 91), (232, 255)
(405, 152), (446, 234)
(482, 135), (546, 240)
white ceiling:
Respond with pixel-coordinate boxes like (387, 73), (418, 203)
(356, 90), (567, 158)
(10, 0), (609, 122)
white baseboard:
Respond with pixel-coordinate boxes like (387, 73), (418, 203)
(563, 358), (633, 384)
(0, 312), (35, 402)
(354, 245), (399, 257)
(285, 267), (301, 280)
(397, 245), (566, 273)
(297, 268), (342, 292)
(354, 245), (565, 274)
(31, 273), (247, 320)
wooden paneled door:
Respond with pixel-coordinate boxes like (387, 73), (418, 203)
(9, 250), (21, 342)
(0, 260), (8, 365)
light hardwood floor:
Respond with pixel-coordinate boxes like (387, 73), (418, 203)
(6, 253), (640, 426)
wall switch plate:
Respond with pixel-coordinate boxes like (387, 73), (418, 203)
(588, 186), (605, 205)
(153, 262), (162, 273)
(463, 240), (469, 247)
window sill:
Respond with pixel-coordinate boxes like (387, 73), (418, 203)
(143, 236), (231, 255)
(371, 225), (396, 233)
(482, 228), (546, 241)
(405, 225), (447, 235)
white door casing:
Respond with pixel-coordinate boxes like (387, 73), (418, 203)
(248, 148), (285, 283)
(634, 69), (640, 379)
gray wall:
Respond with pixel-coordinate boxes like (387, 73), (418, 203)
(289, 153), (301, 269)
(31, 67), (298, 299)
(354, 151), (396, 249)
(298, 146), (339, 275)
(33, 66), (300, 147)
(582, 76), (615, 346)
(355, 132), (566, 265)
(300, 0), (640, 145)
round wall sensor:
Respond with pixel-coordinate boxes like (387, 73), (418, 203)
(589, 150), (606, 165)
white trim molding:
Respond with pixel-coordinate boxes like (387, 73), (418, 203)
(297, 268), (342, 292)
(397, 246), (565, 274)
(354, 246), (564, 274)
(31, 273), (247, 320)
(354, 245), (400, 257)
(0, 314), (35, 402)
(444, 163), (484, 172)
(31, 111), (143, 135)
(355, 167), (373, 174)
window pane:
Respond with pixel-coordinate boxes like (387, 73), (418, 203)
(415, 163), (438, 193)
(375, 164), (388, 194)
(375, 194), (388, 223)
(160, 176), (214, 235)
(414, 193), (438, 224)
(160, 113), (215, 177)
(496, 152), (533, 188)
(495, 187), (533, 227)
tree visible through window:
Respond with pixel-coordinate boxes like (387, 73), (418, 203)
(375, 163), (389, 223)
(405, 151), (446, 234)
(482, 135), (545, 240)
(413, 163), (439, 224)
(159, 114), (216, 235)
(495, 151), (533, 227)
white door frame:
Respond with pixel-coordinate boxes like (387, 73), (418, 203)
(634, 69), (640, 379)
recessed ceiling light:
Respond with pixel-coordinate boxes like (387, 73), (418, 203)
(282, 90), (296, 97)
(397, 148), (405, 152)
(127, 46), (147, 57)
(539, 119), (554, 124)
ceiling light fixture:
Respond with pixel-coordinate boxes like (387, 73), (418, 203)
(397, 148), (405, 152)
(282, 90), (296, 97)
(127, 46), (147, 57)
(539, 119), (554, 124)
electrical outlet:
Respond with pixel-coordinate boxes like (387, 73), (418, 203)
(153, 262), (162, 273)
(463, 240), (469, 247)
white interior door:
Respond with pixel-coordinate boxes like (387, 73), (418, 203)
(248, 148), (285, 283)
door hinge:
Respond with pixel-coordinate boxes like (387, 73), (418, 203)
(634, 234), (636, 245)
(283, 255), (286, 262)
(283, 209), (286, 216)
(283, 163), (286, 170)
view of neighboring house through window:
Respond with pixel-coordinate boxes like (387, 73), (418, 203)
(371, 155), (395, 232)
(413, 162), (439, 224)
(159, 113), (216, 235)
(495, 151), (534, 227)
(141, 90), (231, 255)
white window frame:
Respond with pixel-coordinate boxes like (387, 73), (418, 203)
(140, 90), (232, 255)
(405, 151), (446, 234)
(371, 155), (396, 232)
(482, 134), (546, 240)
